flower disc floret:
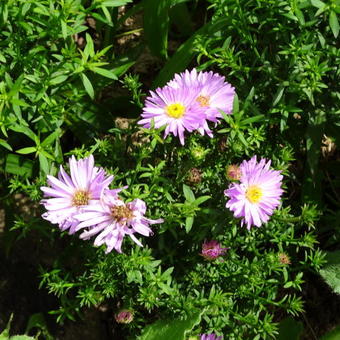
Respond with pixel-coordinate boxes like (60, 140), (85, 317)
(166, 103), (185, 118)
(224, 156), (283, 229)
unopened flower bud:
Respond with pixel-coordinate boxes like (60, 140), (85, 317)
(201, 240), (228, 261)
(115, 309), (134, 324)
(190, 145), (207, 162)
(226, 164), (241, 181)
(278, 252), (291, 265)
(187, 168), (202, 185)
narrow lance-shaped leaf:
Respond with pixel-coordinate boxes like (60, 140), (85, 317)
(143, 0), (170, 59)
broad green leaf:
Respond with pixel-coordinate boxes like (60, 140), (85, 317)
(49, 75), (69, 85)
(183, 184), (195, 202)
(5, 154), (33, 177)
(81, 73), (95, 99)
(277, 317), (303, 340)
(319, 251), (340, 294)
(329, 11), (339, 38)
(143, 0), (170, 58)
(16, 146), (36, 154)
(321, 324), (340, 340)
(139, 311), (203, 340)
(10, 336), (35, 340)
(311, 0), (326, 8)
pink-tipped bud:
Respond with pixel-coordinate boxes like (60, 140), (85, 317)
(115, 309), (134, 324)
(201, 240), (228, 261)
(226, 164), (241, 181)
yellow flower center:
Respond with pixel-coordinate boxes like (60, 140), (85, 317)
(166, 103), (185, 118)
(196, 95), (210, 107)
(111, 205), (134, 222)
(72, 190), (91, 206)
(245, 185), (263, 203)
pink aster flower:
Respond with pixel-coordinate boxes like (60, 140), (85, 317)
(138, 85), (205, 145)
(200, 334), (223, 340)
(201, 240), (228, 261)
(40, 155), (113, 234)
(168, 68), (235, 124)
(73, 190), (163, 253)
(224, 156), (283, 229)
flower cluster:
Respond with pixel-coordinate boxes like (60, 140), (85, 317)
(138, 69), (235, 145)
(41, 155), (163, 253)
(224, 156), (283, 229)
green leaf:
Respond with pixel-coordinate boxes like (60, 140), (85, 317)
(41, 130), (60, 147)
(152, 18), (230, 87)
(10, 98), (29, 107)
(84, 33), (95, 58)
(5, 154), (33, 177)
(39, 153), (49, 174)
(92, 67), (118, 80)
(311, 0), (326, 8)
(319, 251), (340, 294)
(81, 73), (95, 99)
(100, 0), (132, 6)
(139, 311), (203, 340)
(329, 11), (339, 38)
(272, 85), (285, 106)
(143, 0), (170, 58)
(49, 75), (69, 85)
(60, 19), (67, 39)
(185, 216), (194, 233)
(10, 336), (35, 340)
(277, 317), (303, 340)
(0, 138), (12, 151)
(232, 93), (239, 114)
(193, 196), (211, 206)
(321, 324), (340, 340)
(183, 184), (195, 202)
(241, 115), (265, 126)
(16, 146), (36, 154)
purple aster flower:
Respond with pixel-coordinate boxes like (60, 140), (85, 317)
(73, 190), (163, 253)
(40, 155), (113, 234)
(138, 85), (205, 145)
(224, 156), (283, 229)
(201, 240), (228, 261)
(168, 68), (235, 124)
(200, 334), (223, 340)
